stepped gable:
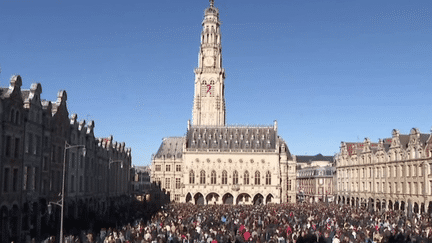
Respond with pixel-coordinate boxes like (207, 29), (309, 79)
(383, 133), (429, 149)
(185, 125), (277, 150)
(155, 137), (185, 159)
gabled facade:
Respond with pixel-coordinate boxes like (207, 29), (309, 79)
(0, 75), (132, 242)
(336, 127), (432, 216)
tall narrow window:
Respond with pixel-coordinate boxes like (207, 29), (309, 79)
(201, 81), (208, 95)
(189, 170), (194, 184)
(25, 133), (31, 153)
(14, 138), (20, 158)
(165, 178), (170, 189)
(43, 157), (48, 171)
(255, 171), (260, 185)
(244, 171), (249, 185)
(211, 170), (216, 184)
(32, 167), (37, 191)
(80, 176), (83, 192)
(233, 171), (238, 185)
(71, 153), (75, 168)
(71, 175), (75, 192)
(288, 180), (291, 190)
(10, 109), (15, 123)
(200, 170), (206, 184)
(210, 80), (215, 97)
(15, 111), (20, 124)
(266, 171), (271, 185)
(222, 170), (227, 185)
(176, 178), (181, 189)
(23, 166), (28, 190)
(12, 169), (18, 192)
(35, 135), (40, 155)
(5, 136), (12, 157)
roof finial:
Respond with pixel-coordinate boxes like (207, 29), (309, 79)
(210, 0), (214, 7)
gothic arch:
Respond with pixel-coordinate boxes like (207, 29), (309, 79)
(236, 193), (251, 205)
(194, 193), (205, 205)
(186, 193), (192, 203)
(206, 192), (220, 205)
(222, 193), (234, 205)
(253, 194), (264, 205)
(266, 194), (274, 204)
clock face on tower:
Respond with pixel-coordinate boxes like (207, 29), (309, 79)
(204, 57), (214, 66)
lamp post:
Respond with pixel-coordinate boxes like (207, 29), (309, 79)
(107, 159), (124, 225)
(108, 159), (123, 197)
(50, 141), (86, 243)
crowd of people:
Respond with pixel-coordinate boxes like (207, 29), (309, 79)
(44, 201), (432, 243)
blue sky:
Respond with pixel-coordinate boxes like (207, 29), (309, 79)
(1, 0), (431, 166)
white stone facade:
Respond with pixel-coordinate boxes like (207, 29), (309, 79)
(192, 0), (225, 127)
(151, 1), (296, 205)
(336, 128), (432, 215)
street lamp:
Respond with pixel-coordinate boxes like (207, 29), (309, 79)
(109, 159), (123, 169)
(108, 159), (124, 197)
(52, 141), (86, 243)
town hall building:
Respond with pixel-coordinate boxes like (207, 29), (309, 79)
(151, 0), (296, 205)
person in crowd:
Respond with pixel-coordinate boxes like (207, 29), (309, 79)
(56, 201), (432, 243)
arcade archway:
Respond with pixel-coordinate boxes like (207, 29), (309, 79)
(206, 193), (219, 205)
(222, 193), (234, 205)
(253, 194), (264, 205)
(194, 193), (205, 205)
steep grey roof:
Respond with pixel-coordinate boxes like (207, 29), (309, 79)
(185, 126), (277, 151)
(399, 135), (410, 148)
(155, 137), (185, 159)
(296, 154), (333, 163)
(383, 144), (391, 152)
(297, 165), (334, 178)
(383, 134), (429, 149)
(420, 134), (429, 146)
(133, 166), (151, 173)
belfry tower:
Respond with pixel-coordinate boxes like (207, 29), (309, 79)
(192, 0), (226, 126)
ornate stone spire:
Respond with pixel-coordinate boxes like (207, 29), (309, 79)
(192, 0), (225, 126)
